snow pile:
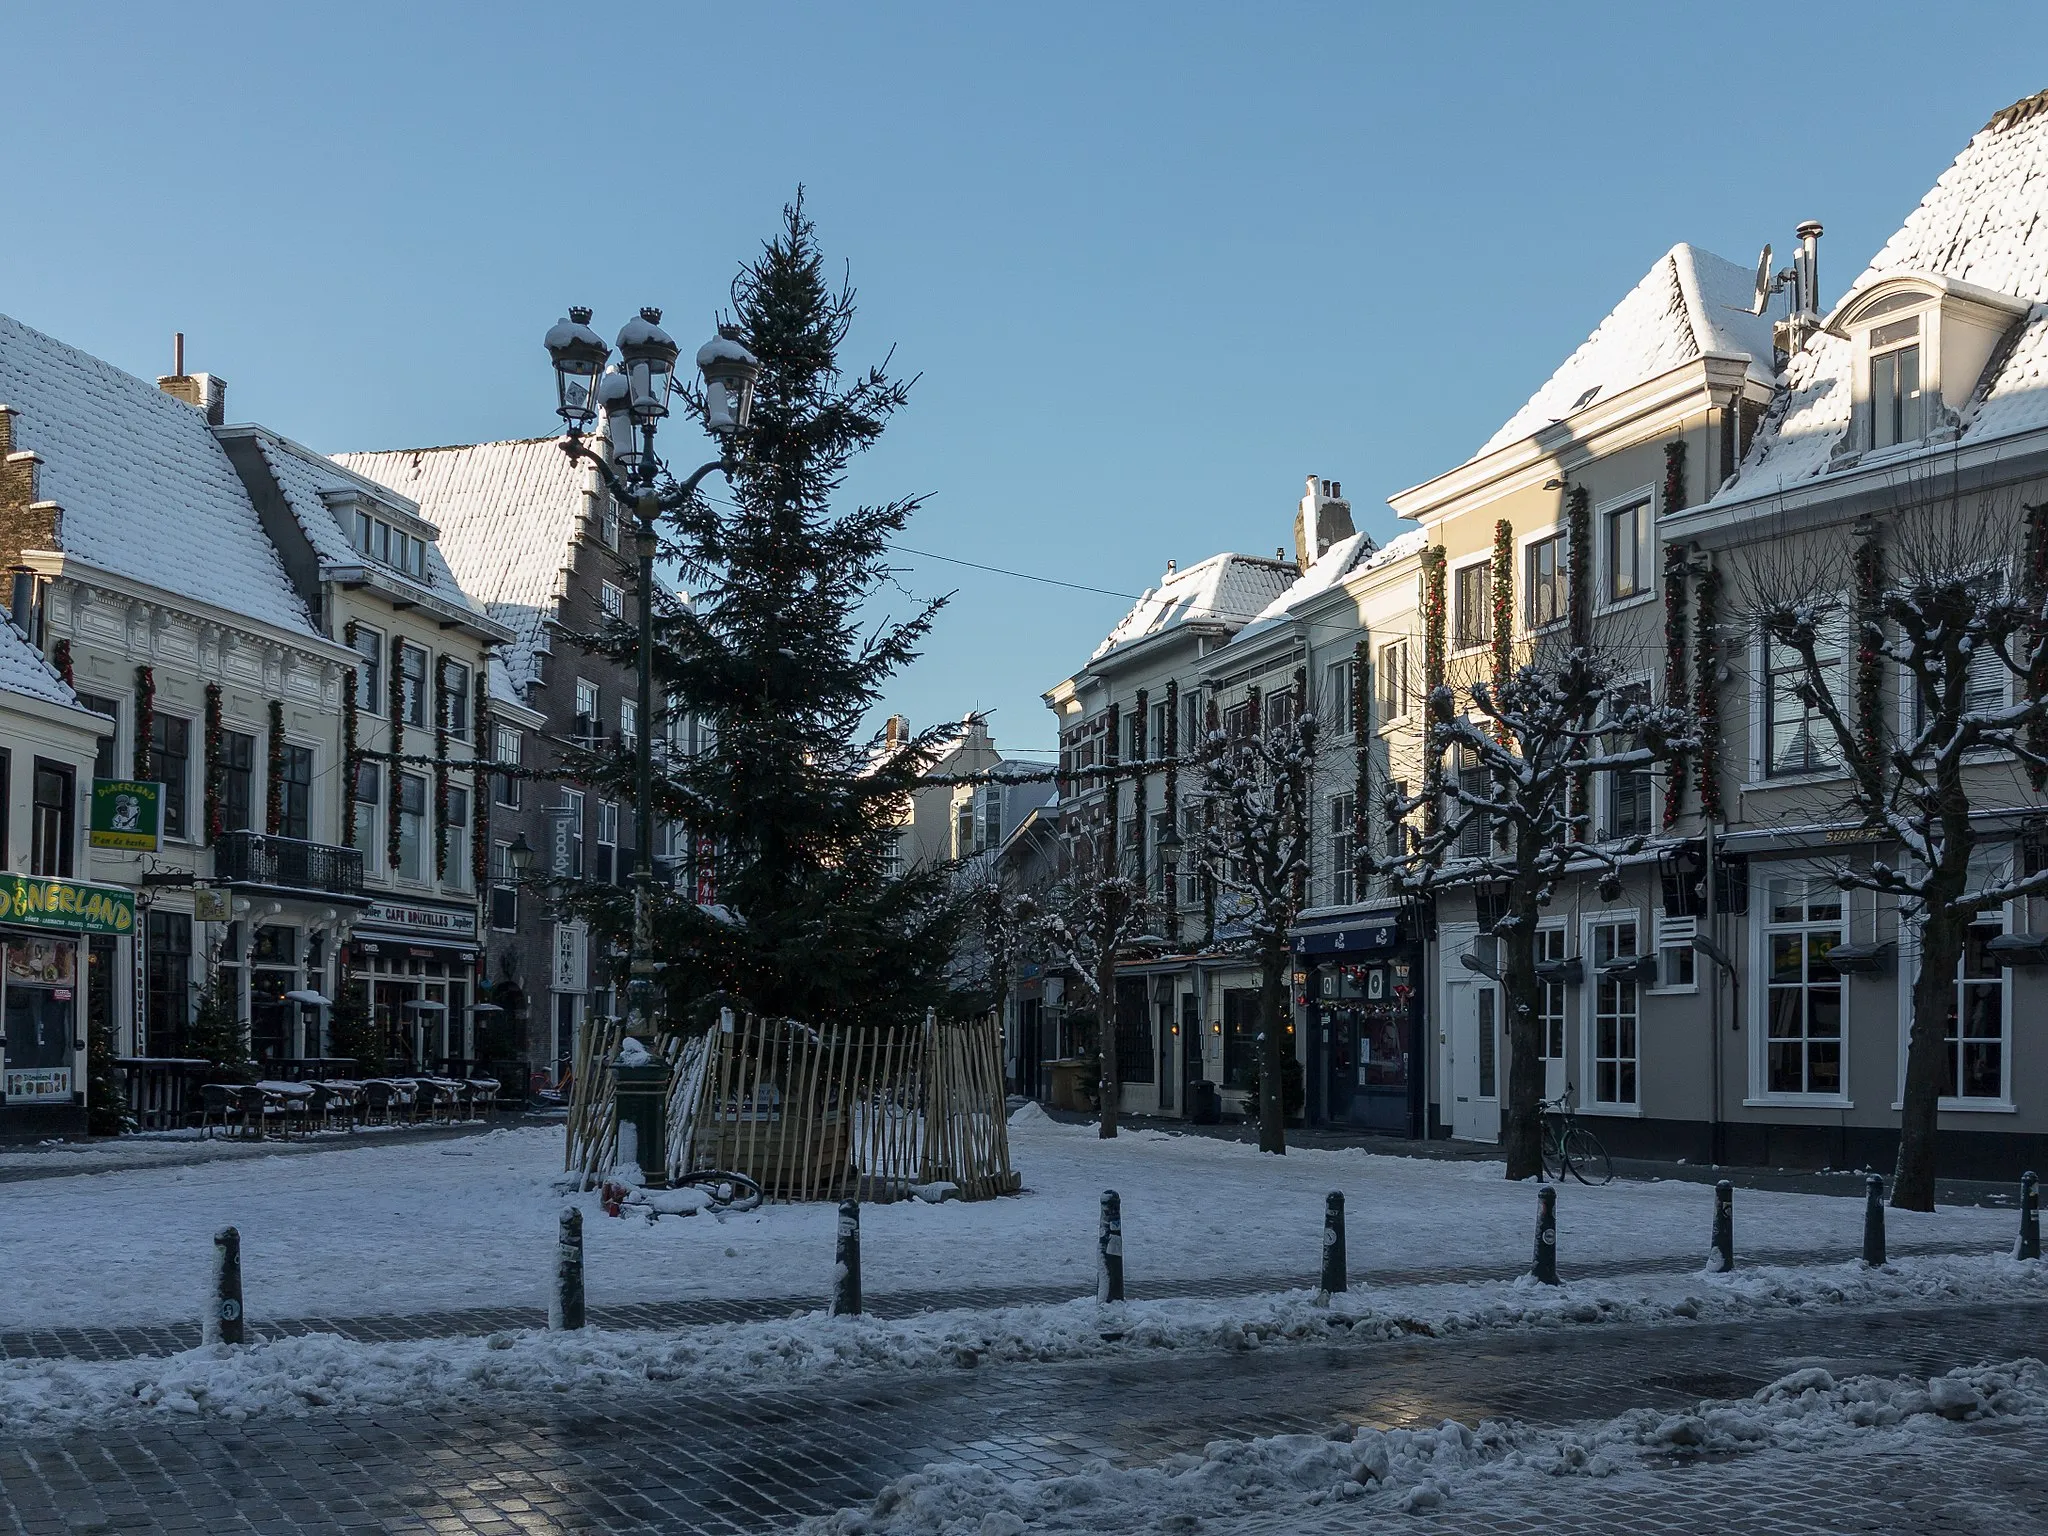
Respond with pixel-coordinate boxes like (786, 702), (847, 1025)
(809, 1358), (2048, 1533)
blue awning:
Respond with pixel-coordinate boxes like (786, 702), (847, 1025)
(1291, 916), (1404, 958)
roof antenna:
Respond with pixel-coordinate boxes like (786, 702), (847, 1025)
(173, 332), (185, 377)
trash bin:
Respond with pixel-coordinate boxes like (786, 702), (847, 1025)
(611, 1058), (672, 1187)
(1190, 1079), (1221, 1125)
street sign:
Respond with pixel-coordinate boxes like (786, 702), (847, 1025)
(90, 779), (162, 852)
(0, 875), (135, 935)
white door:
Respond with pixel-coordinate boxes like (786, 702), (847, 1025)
(1449, 979), (1501, 1141)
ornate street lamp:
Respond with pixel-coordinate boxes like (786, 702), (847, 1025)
(543, 308), (609, 431)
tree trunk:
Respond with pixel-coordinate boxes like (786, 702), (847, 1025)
(1500, 918), (1545, 1180)
(1096, 946), (1120, 1139)
(1895, 909), (1963, 1211)
(1257, 941), (1288, 1155)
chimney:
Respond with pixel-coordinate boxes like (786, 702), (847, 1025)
(884, 713), (910, 748)
(7, 567), (36, 643)
(158, 335), (228, 426)
(1293, 474), (1355, 573)
(1795, 220), (1823, 316)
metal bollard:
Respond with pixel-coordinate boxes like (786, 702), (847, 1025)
(550, 1206), (586, 1330)
(2020, 1171), (2041, 1262)
(1710, 1180), (1734, 1273)
(1098, 1190), (1124, 1303)
(1532, 1186), (1559, 1285)
(831, 1200), (863, 1316)
(209, 1226), (245, 1346)
(1862, 1175), (1887, 1268)
(1319, 1191), (1348, 1298)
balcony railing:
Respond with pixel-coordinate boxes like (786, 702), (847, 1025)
(213, 831), (366, 899)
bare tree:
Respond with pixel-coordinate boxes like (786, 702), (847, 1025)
(1191, 673), (1318, 1155)
(1737, 486), (2048, 1210)
(1033, 819), (1152, 1138)
(1393, 637), (1694, 1180)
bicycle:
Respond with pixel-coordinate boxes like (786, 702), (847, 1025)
(1538, 1083), (1613, 1186)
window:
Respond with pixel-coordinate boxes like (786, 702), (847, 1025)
(1655, 914), (1697, 991)
(31, 760), (74, 876)
(1604, 499), (1648, 603)
(373, 520), (390, 564)
(881, 832), (906, 881)
(1537, 927), (1566, 1058)
(145, 910), (193, 1057)
(1603, 682), (1652, 839)
(1223, 700), (1253, 739)
(1477, 985), (1497, 1099)
(494, 727), (522, 808)
(490, 841), (518, 931)
(150, 715), (191, 840)
(1328, 794), (1355, 906)
(1590, 918), (1640, 1106)
(979, 787), (1003, 852)
(955, 799), (975, 858)
(1454, 751), (1490, 860)
(1766, 622), (1843, 776)
(558, 789), (585, 879)
(398, 643), (429, 728)
(1526, 533), (1566, 629)
(351, 760), (381, 860)
(1180, 805), (1203, 906)
(1944, 915), (2006, 1100)
(445, 786), (470, 891)
(1151, 700), (1170, 752)
(1912, 640), (2006, 737)
(278, 744), (313, 841)
(219, 729), (255, 834)
(595, 800), (619, 884)
(396, 772), (428, 880)
(1870, 318), (1924, 449)
(1113, 979), (1154, 1085)
(1384, 779), (1409, 861)
(575, 680), (600, 745)
(77, 694), (119, 781)
(601, 582), (625, 620)
(1323, 660), (1354, 736)
(0, 749), (9, 864)
(443, 662), (471, 742)
(355, 509), (373, 554)
(619, 700), (638, 751)
(352, 625), (383, 710)
(1454, 559), (1492, 648)
(1183, 689), (1204, 751)
(1377, 640), (1410, 721)
(1764, 876), (1844, 1096)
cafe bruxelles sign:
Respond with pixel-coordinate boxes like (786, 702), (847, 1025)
(0, 875), (136, 935)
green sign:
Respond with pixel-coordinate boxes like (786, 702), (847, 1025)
(90, 779), (162, 852)
(0, 875), (135, 935)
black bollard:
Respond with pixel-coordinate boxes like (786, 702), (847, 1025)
(2020, 1171), (2041, 1262)
(550, 1206), (586, 1330)
(831, 1200), (863, 1317)
(1098, 1190), (1124, 1303)
(1319, 1191), (1348, 1298)
(1862, 1175), (1887, 1268)
(1711, 1180), (1734, 1274)
(1532, 1186), (1559, 1285)
(210, 1226), (245, 1346)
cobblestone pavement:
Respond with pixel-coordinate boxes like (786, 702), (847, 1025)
(0, 1236), (1992, 1363)
(4, 1297), (2044, 1533)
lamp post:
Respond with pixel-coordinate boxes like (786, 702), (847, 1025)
(544, 307), (759, 1040)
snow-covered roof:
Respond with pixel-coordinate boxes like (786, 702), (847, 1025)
(1230, 532), (1379, 646)
(334, 438), (590, 691)
(0, 312), (323, 639)
(1473, 244), (1777, 461)
(1091, 553), (1295, 662)
(1719, 89), (2048, 498)
(0, 617), (82, 711)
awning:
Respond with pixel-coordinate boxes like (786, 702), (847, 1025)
(284, 989), (331, 1006)
(1291, 910), (1406, 959)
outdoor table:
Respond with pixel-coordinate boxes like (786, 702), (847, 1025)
(255, 1080), (315, 1099)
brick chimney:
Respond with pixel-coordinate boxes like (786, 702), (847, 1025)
(884, 713), (910, 748)
(1293, 475), (1354, 573)
(157, 333), (228, 425)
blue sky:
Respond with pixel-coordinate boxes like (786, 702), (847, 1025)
(1, 3), (2037, 756)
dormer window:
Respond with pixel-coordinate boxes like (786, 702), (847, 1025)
(1868, 316), (1923, 449)
(1828, 275), (2029, 462)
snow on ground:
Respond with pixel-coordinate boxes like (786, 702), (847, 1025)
(805, 1355), (2048, 1534)
(0, 1254), (2042, 1439)
(0, 1112), (2019, 1333)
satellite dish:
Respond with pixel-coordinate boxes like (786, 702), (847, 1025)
(1749, 243), (1774, 315)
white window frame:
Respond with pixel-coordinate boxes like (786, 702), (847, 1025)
(1323, 659), (1355, 737)
(441, 660), (472, 743)
(1893, 874), (2018, 1115)
(1517, 523), (1568, 635)
(575, 679), (600, 745)
(1535, 921), (1568, 1059)
(600, 581), (625, 620)
(1745, 862), (1852, 1108)
(1449, 556), (1493, 653)
(1580, 911), (1643, 1115)
(1593, 485), (1656, 612)
(1598, 674), (1656, 842)
(443, 783), (471, 893)
(1327, 793), (1355, 907)
(1376, 638), (1412, 726)
(1649, 913), (1699, 995)
(1746, 602), (1852, 787)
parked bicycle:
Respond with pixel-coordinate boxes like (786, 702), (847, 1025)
(1538, 1083), (1613, 1185)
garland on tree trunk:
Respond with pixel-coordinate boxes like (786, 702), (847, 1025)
(52, 639), (72, 687)
(1565, 485), (1592, 649)
(342, 620), (361, 847)
(1691, 561), (1724, 820)
(1662, 438), (1688, 514)
(265, 700), (285, 835)
(1202, 697), (1220, 941)
(386, 642), (406, 870)
(1853, 530), (1885, 771)
(1420, 545), (1446, 835)
(1289, 668), (1309, 909)
(472, 666), (491, 893)
(433, 656), (453, 880)
(1102, 700), (1121, 874)
(1661, 543), (1689, 828)
(1129, 687), (1148, 892)
(133, 665), (155, 779)
(2026, 503), (2048, 788)
(202, 682), (224, 846)
(1163, 678), (1180, 941)
(1352, 635), (1371, 889)
(1490, 518), (1514, 744)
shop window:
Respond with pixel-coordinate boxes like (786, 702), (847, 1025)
(219, 729), (255, 834)
(151, 715), (191, 840)
(1764, 876), (1844, 1096)
(1945, 915), (2007, 1101)
(145, 910), (193, 1057)
(1222, 987), (1260, 1090)
(1114, 978), (1154, 1084)
(31, 759), (73, 877)
(1537, 927), (1566, 1058)
(1590, 918), (1639, 1106)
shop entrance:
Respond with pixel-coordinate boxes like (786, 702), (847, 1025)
(1320, 963), (1415, 1133)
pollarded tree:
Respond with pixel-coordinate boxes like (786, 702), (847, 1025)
(1739, 493), (2048, 1211)
(1191, 673), (1319, 1155)
(1032, 818), (1152, 1138)
(1392, 638), (1693, 1181)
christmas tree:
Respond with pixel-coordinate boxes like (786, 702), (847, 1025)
(185, 953), (256, 1083)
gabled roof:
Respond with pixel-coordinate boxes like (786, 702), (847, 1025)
(1718, 88), (2048, 498)
(335, 438), (590, 690)
(0, 615), (83, 712)
(1229, 532), (1379, 647)
(0, 312), (323, 639)
(1473, 244), (1777, 461)
(1091, 552), (1295, 662)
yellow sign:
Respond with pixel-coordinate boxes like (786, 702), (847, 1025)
(0, 875), (136, 935)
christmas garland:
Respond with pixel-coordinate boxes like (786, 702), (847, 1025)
(1691, 561), (1724, 820)
(1130, 687), (1148, 889)
(1662, 438), (1688, 514)
(342, 620), (361, 847)
(53, 639), (72, 687)
(1101, 699), (1121, 869)
(265, 700), (285, 835)
(433, 656), (453, 880)
(1163, 678), (1180, 939)
(2026, 503), (2048, 787)
(1420, 546), (1447, 835)
(133, 665), (155, 779)
(1661, 543), (1689, 828)
(1852, 531), (1884, 771)
(202, 682), (224, 846)
(1352, 635), (1371, 886)
(387, 640), (406, 870)
(1201, 698), (1220, 940)
(1565, 485), (1592, 649)
(472, 667), (491, 893)
(1490, 518), (1514, 743)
